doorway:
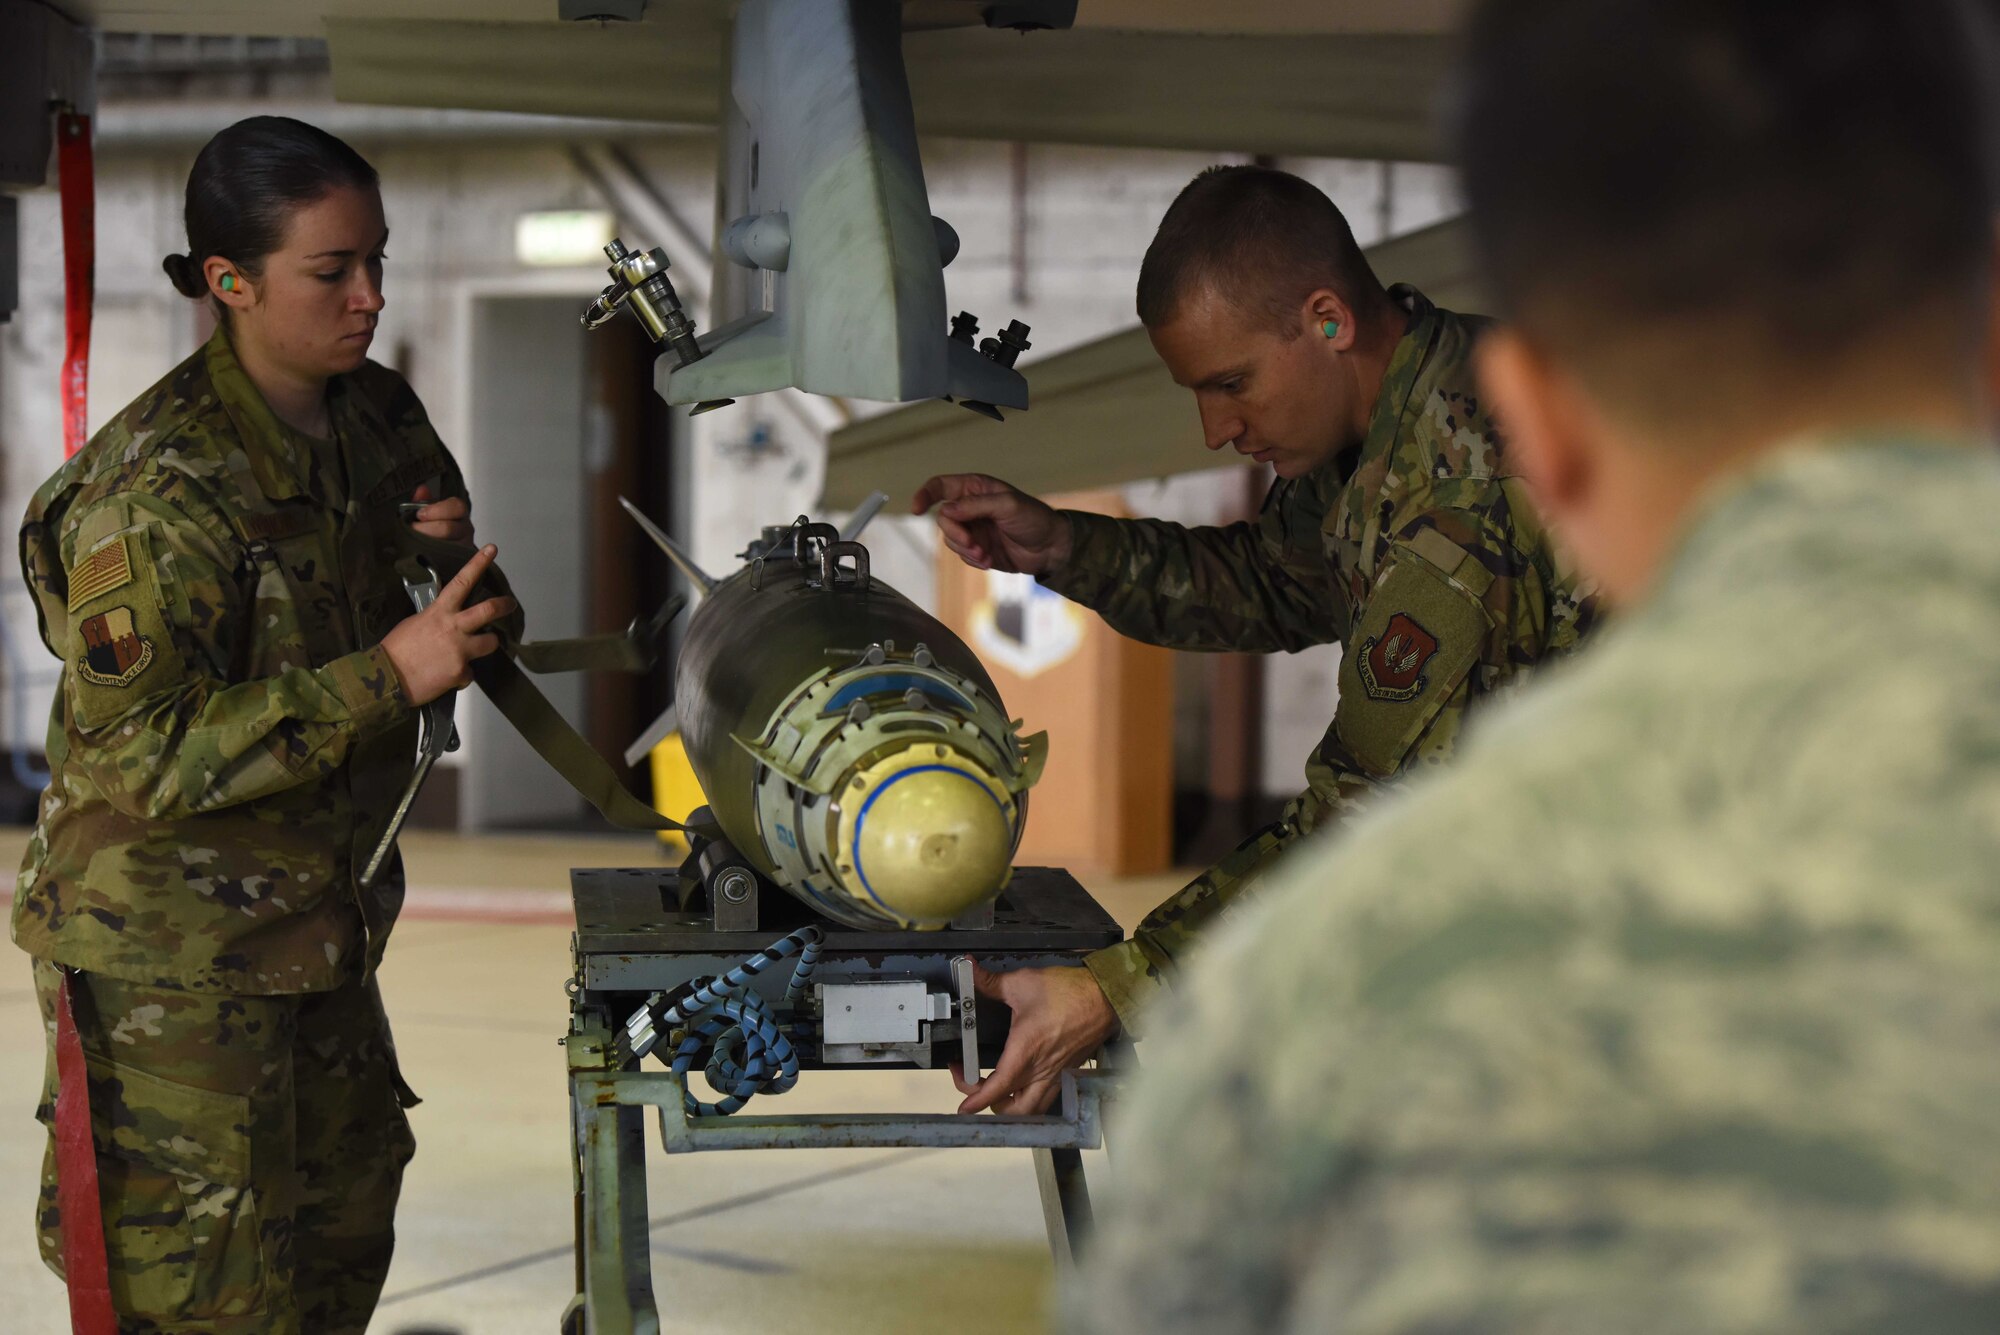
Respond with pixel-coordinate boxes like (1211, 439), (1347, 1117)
(457, 294), (675, 831)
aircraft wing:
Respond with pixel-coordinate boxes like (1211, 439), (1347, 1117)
(58, 1), (1463, 163)
(820, 216), (1483, 508)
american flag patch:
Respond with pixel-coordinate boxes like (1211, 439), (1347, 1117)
(68, 534), (135, 611)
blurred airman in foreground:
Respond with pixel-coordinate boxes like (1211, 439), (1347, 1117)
(1070, 1), (2000, 1331)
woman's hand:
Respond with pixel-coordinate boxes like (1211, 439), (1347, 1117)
(409, 484), (474, 546)
(381, 545), (516, 706)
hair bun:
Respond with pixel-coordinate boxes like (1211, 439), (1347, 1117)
(162, 253), (205, 299)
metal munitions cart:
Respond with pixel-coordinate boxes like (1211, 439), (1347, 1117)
(561, 866), (1124, 1335)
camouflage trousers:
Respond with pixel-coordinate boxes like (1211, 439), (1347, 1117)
(30, 960), (418, 1334)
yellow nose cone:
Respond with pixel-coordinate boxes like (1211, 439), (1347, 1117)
(841, 756), (1013, 926)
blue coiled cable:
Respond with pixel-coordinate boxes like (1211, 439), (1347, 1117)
(655, 926), (822, 1116)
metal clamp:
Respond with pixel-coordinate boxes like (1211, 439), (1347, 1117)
(359, 559), (461, 888)
(950, 955), (980, 1079)
(697, 837), (760, 932)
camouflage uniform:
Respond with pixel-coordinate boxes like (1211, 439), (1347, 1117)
(1067, 437), (2000, 1334)
(29, 960), (414, 1333)
(1042, 286), (1596, 1028)
(15, 325), (457, 1331)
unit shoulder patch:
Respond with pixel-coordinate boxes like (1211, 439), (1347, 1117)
(68, 534), (136, 611)
(1357, 612), (1440, 702)
(62, 525), (185, 725)
(75, 605), (156, 687)
(1334, 549), (1492, 777)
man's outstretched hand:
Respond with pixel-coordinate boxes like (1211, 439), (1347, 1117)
(911, 473), (1073, 576)
(950, 963), (1119, 1115)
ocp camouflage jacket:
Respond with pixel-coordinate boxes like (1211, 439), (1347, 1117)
(13, 326), (461, 993)
(1042, 287), (1599, 1027)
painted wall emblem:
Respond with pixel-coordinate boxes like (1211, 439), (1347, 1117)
(969, 571), (1085, 679)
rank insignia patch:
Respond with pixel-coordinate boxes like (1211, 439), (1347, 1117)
(76, 605), (156, 687)
(68, 534), (135, 611)
(1357, 613), (1439, 702)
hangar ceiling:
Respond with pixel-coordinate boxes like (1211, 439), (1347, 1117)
(47, 1), (1465, 161)
(41, 0), (1480, 493)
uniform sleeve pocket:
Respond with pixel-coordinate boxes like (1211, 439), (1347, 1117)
(1334, 548), (1490, 777)
(65, 526), (191, 733)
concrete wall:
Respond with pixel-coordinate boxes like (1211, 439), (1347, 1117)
(0, 76), (1459, 818)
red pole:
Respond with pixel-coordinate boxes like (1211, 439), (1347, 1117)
(53, 971), (117, 1333)
(58, 111), (94, 458)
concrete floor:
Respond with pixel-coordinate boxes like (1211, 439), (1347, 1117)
(0, 827), (1179, 1334)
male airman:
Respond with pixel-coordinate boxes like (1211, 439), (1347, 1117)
(917, 166), (1595, 1112)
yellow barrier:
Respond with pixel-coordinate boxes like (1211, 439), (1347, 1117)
(648, 732), (703, 854)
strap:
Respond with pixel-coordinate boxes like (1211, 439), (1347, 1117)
(469, 652), (681, 832)
(510, 587), (682, 674)
(53, 970), (118, 1335)
(387, 525), (687, 832)
(58, 112), (93, 460)
(391, 530), (678, 676)
(510, 634), (643, 674)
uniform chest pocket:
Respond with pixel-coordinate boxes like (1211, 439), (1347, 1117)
(241, 531), (352, 675)
(351, 500), (428, 646)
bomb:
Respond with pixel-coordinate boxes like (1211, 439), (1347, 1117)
(654, 513), (1045, 931)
